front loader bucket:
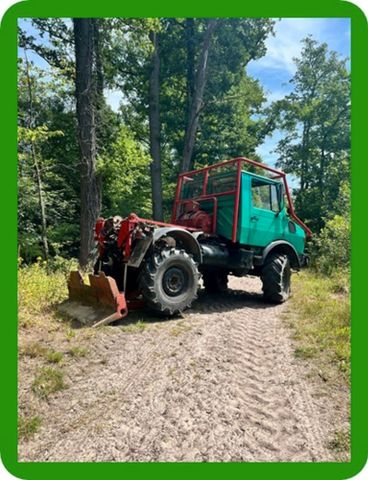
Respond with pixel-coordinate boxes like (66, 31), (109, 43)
(58, 271), (128, 327)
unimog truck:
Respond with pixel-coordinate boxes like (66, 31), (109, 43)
(62, 157), (311, 326)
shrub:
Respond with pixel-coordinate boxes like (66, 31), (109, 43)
(312, 214), (350, 275)
(18, 258), (71, 315)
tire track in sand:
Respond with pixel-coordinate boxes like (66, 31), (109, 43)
(222, 283), (332, 461)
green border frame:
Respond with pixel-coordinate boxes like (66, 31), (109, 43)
(0, 1), (367, 478)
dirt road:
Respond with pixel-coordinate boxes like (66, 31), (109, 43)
(18, 277), (348, 462)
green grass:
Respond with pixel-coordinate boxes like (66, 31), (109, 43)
(287, 270), (350, 381)
(20, 342), (64, 364)
(120, 320), (146, 334)
(68, 346), (89, 358)
(21, 342), (64, 363)
(46, 350), (63, 363)
(20, 342), (48, 358)
(32, 367), (66, 399)
(328, 429), (350, 454)
(18, 415), (42, 441)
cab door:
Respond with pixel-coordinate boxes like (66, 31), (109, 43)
(246, 177), (283, 247)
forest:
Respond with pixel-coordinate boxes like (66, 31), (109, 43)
(16, 18), (352, 458)
(18, 18), (350, 274)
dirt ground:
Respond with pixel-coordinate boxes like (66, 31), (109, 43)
(18, 276), (350, 462)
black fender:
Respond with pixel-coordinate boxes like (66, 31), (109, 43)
(262, 240), (301, 269)
(153, 227), (202, 263)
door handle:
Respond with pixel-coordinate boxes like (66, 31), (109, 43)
(250, 216), (259, 221)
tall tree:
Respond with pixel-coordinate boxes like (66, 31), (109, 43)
(181, 19), (218, 172)
(148, 30), (163, 220)
(24, 50), (49, 259)
(73, 18), (101, 268)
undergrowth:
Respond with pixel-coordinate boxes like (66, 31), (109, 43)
(286, 269), (350, 382)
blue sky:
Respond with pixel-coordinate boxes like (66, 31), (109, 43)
(247, 18), (350, 167)
(19, 17), (351, 169)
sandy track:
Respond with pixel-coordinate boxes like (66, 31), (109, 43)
(19, 277), (339, 462)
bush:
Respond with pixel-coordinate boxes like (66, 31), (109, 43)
(18, 257), (74, 315)
(312, 214), (350, 275)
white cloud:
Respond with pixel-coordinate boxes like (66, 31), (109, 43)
(249, 18), (330, 75)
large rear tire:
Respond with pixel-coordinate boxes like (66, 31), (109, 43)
(202, 270), (228, 294)
(139, 248), (199, 316)
(261, 253), (291, 303)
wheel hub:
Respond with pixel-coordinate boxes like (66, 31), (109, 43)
(163, 267), (186, 296)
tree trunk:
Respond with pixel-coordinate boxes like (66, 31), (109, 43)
(73, 18), (101, 269)
(32, 144), (49, 260)
(93, 19), (104, 99)
(148, 30), (163, 221)
(24, 48), (49, 260)
(185, 18), (195, 126)
(181, 19), (218, 173)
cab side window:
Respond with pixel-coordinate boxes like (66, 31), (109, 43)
(251, 179), (280, 212)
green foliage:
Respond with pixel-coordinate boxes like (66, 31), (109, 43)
(313, 215), (350, 275)
(18, 58), (80, 261)
(18, 258), (74, 315)
(118, 18), (274, 217)
(98, 126), (152, 217)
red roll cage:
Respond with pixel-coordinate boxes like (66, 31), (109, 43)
(171, 157), (312, 241)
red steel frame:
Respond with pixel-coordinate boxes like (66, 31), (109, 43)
(171, 157), (312, 241)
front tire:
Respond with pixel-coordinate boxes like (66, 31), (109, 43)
(139, 248), (199, 316)
(261, 253), (291, 303)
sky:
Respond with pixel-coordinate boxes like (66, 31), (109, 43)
(247, 18), (350, 167)
(19, 17), (351, 169)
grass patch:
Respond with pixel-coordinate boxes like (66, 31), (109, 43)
(32, 367), (66, 399)
(21, 342), (64, 363)
(46, 350), (63, 363)
(288, 270), (350, 380)
(18, 415), (42, 441)
(328, 429), (350, 453)
(120, 320), (146, 334)
(294, 346), (317, 359)
(170, 322), (192, 337)
(20, 342), (63, 364)
(21, 342), (48, 358)
(68, 346), (89, 358)
(65, 329), (76, 341)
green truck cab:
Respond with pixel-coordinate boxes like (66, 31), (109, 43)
(172, 158), (311, 305)
(214, 171), (306, 255)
